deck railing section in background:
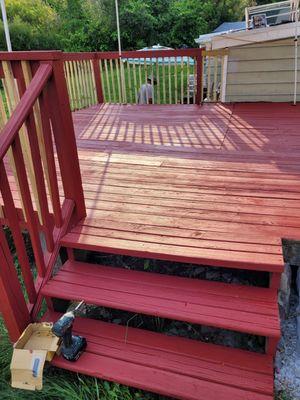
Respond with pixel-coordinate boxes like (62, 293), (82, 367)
(62, 49), (203, 109)
(201, 49), (229, 103)
(0, 52), (86, 341)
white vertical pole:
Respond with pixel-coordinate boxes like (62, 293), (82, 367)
(0, 0), (12, 51)
(115, 0), (125, 103)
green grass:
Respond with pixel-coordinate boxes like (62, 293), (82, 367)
(0, 317), (168, 400)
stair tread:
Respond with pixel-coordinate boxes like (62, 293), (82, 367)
(42, 260), (280, 337)
(44, 310), (273, 400)
(61, 230), (283, 272)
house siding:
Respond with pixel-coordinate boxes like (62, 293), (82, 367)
(225, 38), (300, 102)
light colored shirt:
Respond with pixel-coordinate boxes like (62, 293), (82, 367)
(138, 83), (153, 104)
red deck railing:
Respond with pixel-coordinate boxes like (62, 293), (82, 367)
(62, 49), (203, 109)
(0, 51), (86, 341)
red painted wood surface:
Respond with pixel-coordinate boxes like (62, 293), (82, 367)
(0, 161), (36, 304)
(92, 58), (104, 103)
(57, 102), (300, 273)
(0, 228), (31, 342)
(49, 61), (86, 222)
(42, 260), (280, 338)
(44, 310), (274, 400)
(39, 89), (63, 228)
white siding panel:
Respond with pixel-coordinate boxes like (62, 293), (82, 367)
(225, 39), (300, 102)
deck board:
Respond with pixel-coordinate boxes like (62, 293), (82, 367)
(61, 103), (300, 271)
(4, 103), (300, 272)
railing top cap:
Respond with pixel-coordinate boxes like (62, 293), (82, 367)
(0, 51), (62, 61)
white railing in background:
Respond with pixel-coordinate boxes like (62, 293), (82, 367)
(245, 0), (299, 29)
(201, 49), (229, 103)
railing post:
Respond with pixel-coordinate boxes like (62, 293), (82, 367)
(93, 55), (104, 103)
(49, 59), (86, 222)
(195, 50), (203, 105)
(0, 228), (31, 342)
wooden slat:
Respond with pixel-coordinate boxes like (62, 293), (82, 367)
(0, 227), (31, 342)
(46, 310), (274, 400)
(109, 59), (116, 103)
(0, 161), (36, 303)
(39, 89), (62, 227)
(42, 259), (280, 337)
(156, 58), (160, 104)
(115, 59), (121, 103)
(162, 58), (166, 104)
(12, 135), (46, 277)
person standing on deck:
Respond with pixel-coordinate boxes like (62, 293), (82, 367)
(138, 77), (157, 104)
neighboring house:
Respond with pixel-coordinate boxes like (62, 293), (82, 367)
(195, 21), (246, 48)
(195, 0), (300, 103)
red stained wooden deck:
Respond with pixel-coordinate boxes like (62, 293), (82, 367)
(65, 102), (300, 272)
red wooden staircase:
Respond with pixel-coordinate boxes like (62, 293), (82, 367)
(40, 251), (279, 400)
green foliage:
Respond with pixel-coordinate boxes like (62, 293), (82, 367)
(0, 0), (281, 51)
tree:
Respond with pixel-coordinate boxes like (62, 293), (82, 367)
(0, 0), (60, 50)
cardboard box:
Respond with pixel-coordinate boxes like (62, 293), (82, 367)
(10, 323), (60, 391)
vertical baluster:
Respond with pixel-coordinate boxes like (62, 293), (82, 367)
(200, 56), (204, 103)
(143, 58), (148, 104)
(104, 59), (111, 103)
(86, 60), (95, 104)
(71, 61), (80, 110)
(168, 58), (172, 104)
(77, 61), (86, 107)
(0, 161), (37, 303)
(80, 60), (89, 107)
(115, 58), (121, 103)
(162, 57), (166, 104)
(65, 62), (75, 110)
(82, 60), (92, 106)
(207, 56), (211, 101)
(213, 56), (218, 102)
(63, 62), (72, 107)
(220, 55), (225, 103)
(181, 57), (184, 104)
(121, 58), (127, 104)
(127, 60), (133, 104)
(92, 57), (103, 104)
(196, 51), (203, 105)
(26, 110), (54, 252)
(174, 57), (178, 104)
(109, 59), (116, 103)
(187, 56), (190, 105)
(0, 227), (31, 342)
(99, 59), (106, 102)
(74, 61), (83, 109)
(150, 58), (155, 104)
(138, 60), (142, 99)
(12, 135), (46, 277)
(156, 58), (160, 104)
(132, 61), (138, 104)
(39, 89), (62, 228)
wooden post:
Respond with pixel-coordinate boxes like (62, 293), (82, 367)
(93, 56), (104, 103)
(195, 50), (203, 105)
(49, 60), (86, 223)
(0, 228), (31, 342)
